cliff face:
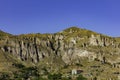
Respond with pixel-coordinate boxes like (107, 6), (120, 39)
(0, 27), (120, 79)
(1, 28), (119, 63)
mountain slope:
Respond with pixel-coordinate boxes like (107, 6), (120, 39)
(0, 27), (120, 80)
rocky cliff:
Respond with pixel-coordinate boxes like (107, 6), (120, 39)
(0, 27), (120, 80)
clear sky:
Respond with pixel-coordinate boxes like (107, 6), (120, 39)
(0, 0), (120, 37)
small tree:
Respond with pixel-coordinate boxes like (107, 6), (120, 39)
(77, 75), (87, 80)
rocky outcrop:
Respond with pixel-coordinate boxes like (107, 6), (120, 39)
(0, 31), (119, 66)
(89, 34), (115, 47)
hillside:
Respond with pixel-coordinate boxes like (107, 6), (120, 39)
(0, 27), (120, 80)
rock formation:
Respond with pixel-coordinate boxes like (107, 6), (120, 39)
(0, 27), (120, 80)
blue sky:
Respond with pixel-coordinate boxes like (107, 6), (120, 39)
(0, 0), (120, 37)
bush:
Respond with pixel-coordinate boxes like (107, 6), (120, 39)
(48, 73), (62, 80)
(13, 66), (39, 79)
(0, 73), (10, 80)
(13, 63), (25, 68)
(77, 75), (87, 80)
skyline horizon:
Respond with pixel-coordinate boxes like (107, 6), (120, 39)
(0, 0), (120, 37)
(1, 26), (120, 37)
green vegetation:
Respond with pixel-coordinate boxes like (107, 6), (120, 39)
(62, 26), (98, 37)
(12, 63), (25, 68)
(0, 72), (11, 80)
(77, 75), (87, 80)
(0, 65), (87, 80)
(48, 73), (62, 80)
(0, 30), (11, 37)
(13, 66), (39, 79)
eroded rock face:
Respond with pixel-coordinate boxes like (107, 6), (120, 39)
(0, 33), (119, 66)
(89, 34), (115, 47)
(0, 27), (120, 70)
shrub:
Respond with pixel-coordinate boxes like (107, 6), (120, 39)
(0, 73), (10, 80)
(48, 73), (62, 80)
(13, 63), (25, 68)
(77, 75), (87, 80)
